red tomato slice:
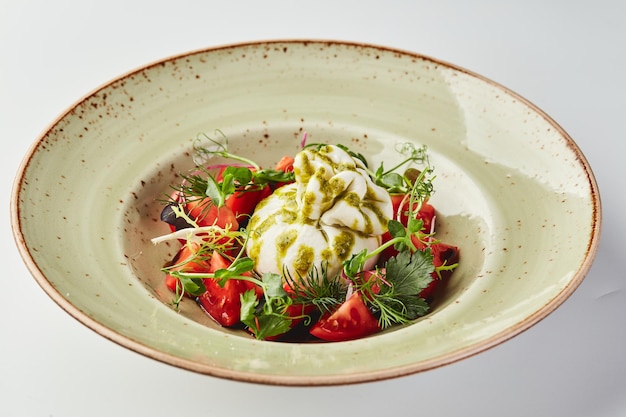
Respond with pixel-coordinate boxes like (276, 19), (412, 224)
(214, 166), (273, 223)
(390, 194), (435, 232)
(164, 274), (181, 293)
(416, 203), (435, 233)
(196, 252), (259, 327)
(271, 156), (295, 189)
(410, 238), (459, 268)
(309, 292), (381, 342)
(224, 185), (271, 224)
(167, 189), (240, 231)
(198, 278), (248, 327)
(164, 242), (211, 296)
(380, 198), (437, 264)
(410, 238), (460, 299)
(275, 156), (294, 172)
(281, 284), (317, 325)
(186, 197), (239, 230)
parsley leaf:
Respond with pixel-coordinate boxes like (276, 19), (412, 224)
(365, 249), (435, 328)
(240, 286), (293, 340)
(386, 249), (434, 295)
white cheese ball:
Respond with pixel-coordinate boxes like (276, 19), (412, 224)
(246, 145), (392, 281)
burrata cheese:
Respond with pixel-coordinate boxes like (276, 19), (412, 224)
(246, 144), (393, 281)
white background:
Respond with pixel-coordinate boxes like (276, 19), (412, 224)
(2, 1), (625, 416)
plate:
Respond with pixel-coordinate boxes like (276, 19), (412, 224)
(10, 40), (601, 385)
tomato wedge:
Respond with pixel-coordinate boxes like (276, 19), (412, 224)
(380, 196), (437, 263)
(196, 252), (260, 327)
(162, 190), (239, 234)
(198, 278), (248, 327)
(309, 292), (380, 342)
(225, 186), (271, 225)
(410, 238), (460, 299)
(274, 155), (294, 173)
(163, 242), (212, 296)
(389, 194), (435, 233)
(186, 197), (239, 230)
(214, 167), (272, 225)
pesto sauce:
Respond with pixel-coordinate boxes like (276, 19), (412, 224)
(363, 200), (387, 232)
(328, 176), (347, 195)
(275, 228), (298, 259)
(332, 230), (355, 259)
(302, 191), (316, 219)
(293, 245), (315, 278)
(343, 191), (360, 207)
(248, 241), (261, 263)
(364, 188), (391, 226)
(294, 152), (314, 183)
(248, 210), (277, 236)
(320, 247), (333, 263)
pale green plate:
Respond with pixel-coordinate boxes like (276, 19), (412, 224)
(11, 40), (601, 386)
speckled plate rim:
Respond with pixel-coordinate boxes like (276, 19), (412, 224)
(10, 39), (602, 386)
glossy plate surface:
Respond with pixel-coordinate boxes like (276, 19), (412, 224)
(11, 40), (600, 385)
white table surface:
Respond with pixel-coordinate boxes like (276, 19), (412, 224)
(2, 1), (625, 416)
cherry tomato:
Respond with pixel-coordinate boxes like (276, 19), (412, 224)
(271, 156), (295, 189)
(410, 238), (460, 300)
(196, 252), (259, 327)
(163, 190), (240, 232)
(274, 156), (294, 172)
(186, 197), (239, 230)
(224, 185), (271, 225)
(197, 278), (248, 327)
(380, 196), (437, 264)
(389, 194), (435, 232)
(164, 242), (211, 296)
(309, 292), (380, 342)
(215, 167), (271, 225)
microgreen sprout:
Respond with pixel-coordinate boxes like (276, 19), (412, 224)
(193, 130), (261, 169)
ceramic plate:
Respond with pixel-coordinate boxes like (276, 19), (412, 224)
(11, 40), (601, 386)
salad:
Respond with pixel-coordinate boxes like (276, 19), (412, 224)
(152, 132), (459, 342)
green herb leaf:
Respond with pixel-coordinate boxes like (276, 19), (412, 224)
(178, 275), (206, 297)
(193, 130), (260, 170)
(385, 250), (434, 295)
(375, 164), (384, 178)
(387, 220), (406, 238)
(204, 175), (224, 207)
(262, 272), (287, 298)
(253, 169), (294, 185)
(344, 249), (368, 278)
(378, 172), (405, 192)
(407, 217), (424, 235)
(224, 166), (253, 185)
(220, 172), (236, 196)
(213, 257), (255, 286)
(334, 143), (369, 168)
(240, 289), (259, 324)
(240, 288), (293, 340)
(251, 309), (294, 340)
(284, 264), (344, 314)
(229, 257), (255, 275)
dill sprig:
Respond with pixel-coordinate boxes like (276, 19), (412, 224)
(283, 263), (346, 315)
